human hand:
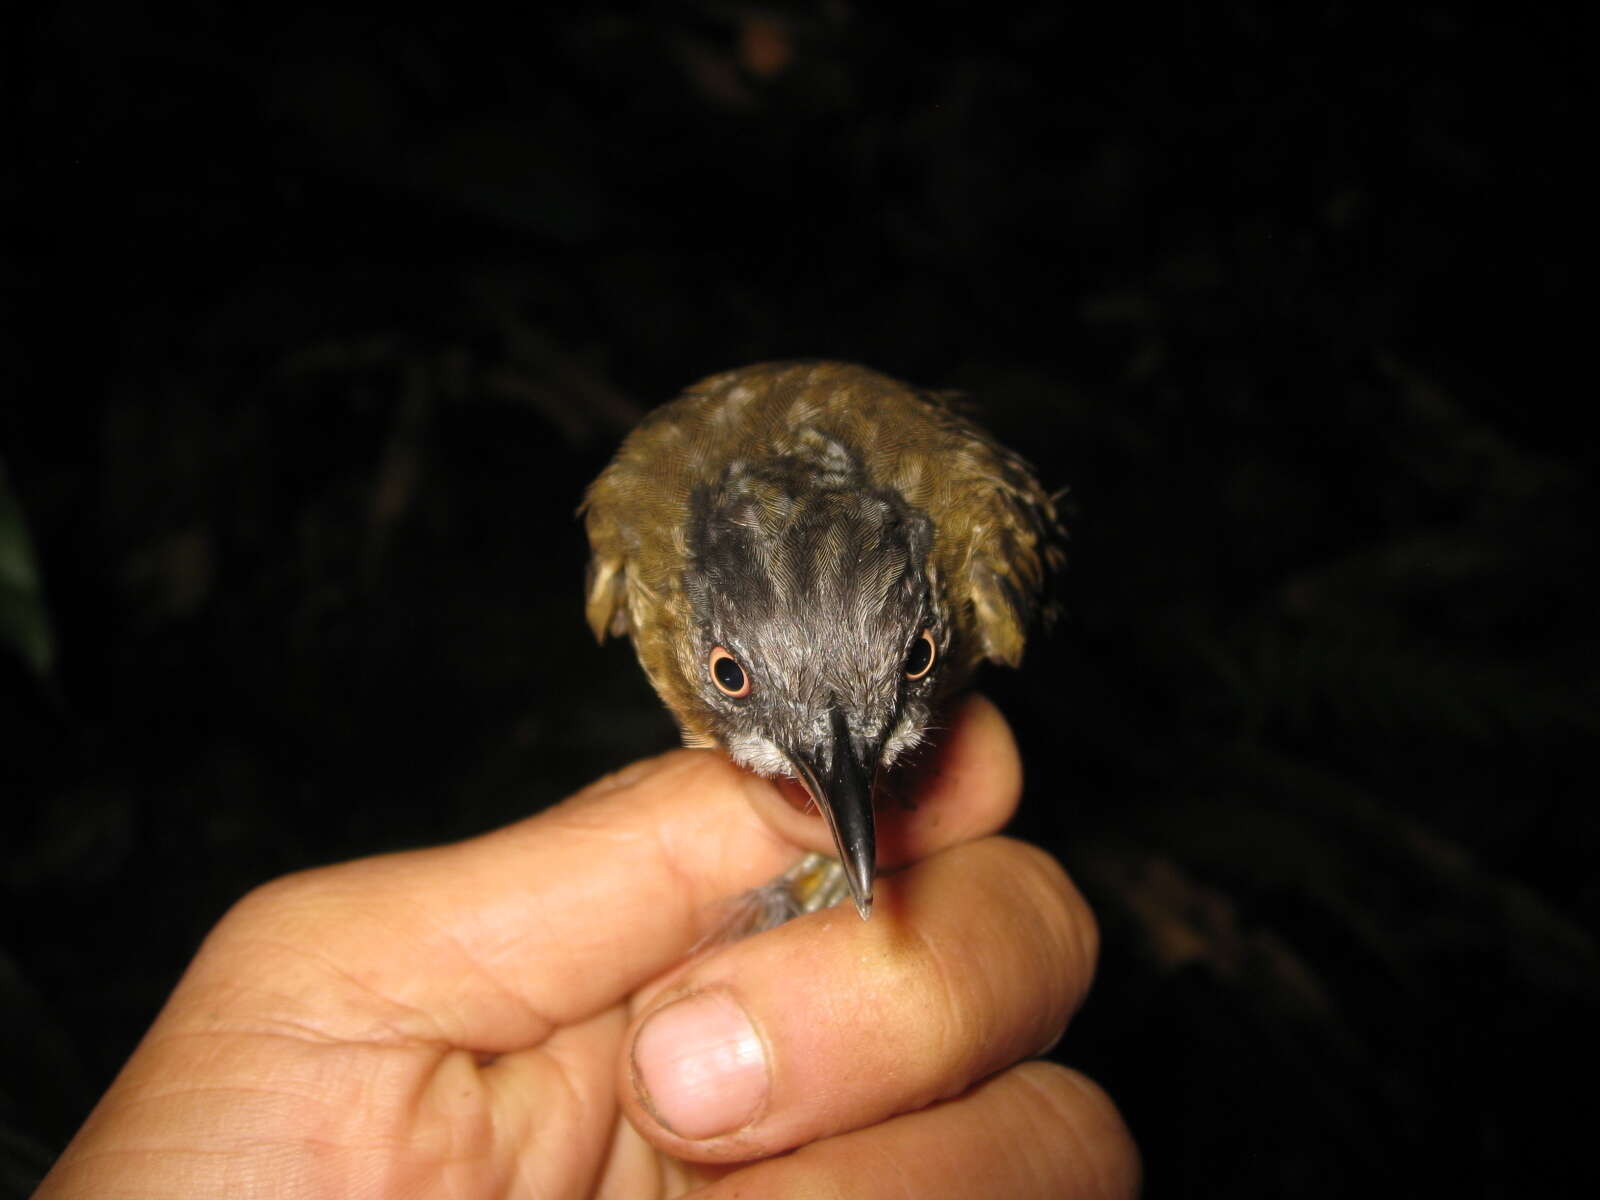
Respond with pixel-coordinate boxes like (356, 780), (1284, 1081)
(35, 695), (1137, 1198)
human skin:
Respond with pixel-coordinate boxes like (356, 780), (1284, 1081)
(34, 695), (1139, 1198)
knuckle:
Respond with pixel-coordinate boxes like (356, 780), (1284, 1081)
(993, 838), (1100, 986)
(1008, 1063), (1143, 1200)
(890, 838), (1102, 1079)
(892, 917), (984, 1074)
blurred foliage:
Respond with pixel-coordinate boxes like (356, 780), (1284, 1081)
(4, 2), (1594, 1196)
(0, 460), (55, 683)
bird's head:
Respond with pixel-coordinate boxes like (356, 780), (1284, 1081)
(672, 456), (951, 918)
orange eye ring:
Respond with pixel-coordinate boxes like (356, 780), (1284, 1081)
(709, 646), (752, 697)
(904, 628), (937, 680)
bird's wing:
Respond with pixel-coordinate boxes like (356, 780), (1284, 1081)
(920, 408), (1066, 671)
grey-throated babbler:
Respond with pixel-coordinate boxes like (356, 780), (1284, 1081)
(583, 361), (1062, 925)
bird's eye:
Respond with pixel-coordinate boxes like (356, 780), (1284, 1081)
(904, 628), (937, 680)
(709, 646), (751, 697)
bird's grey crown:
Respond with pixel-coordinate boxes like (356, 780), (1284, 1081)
(681, 439), (938, 777)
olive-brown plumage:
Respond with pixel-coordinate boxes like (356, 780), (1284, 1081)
(582, 361), (1062, 919)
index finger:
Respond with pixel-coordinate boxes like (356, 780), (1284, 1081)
(191, 694), (1022, 1054)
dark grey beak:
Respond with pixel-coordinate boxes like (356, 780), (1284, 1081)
(788, 709), (878, 919)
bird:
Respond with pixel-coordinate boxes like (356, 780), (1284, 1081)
(581, 361), (1063, 926)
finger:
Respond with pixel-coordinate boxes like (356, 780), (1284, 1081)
(187, 696), (1022, 1054)
(689, 1062), (1140, 1200)
(742, 692), (1022, 868)
(621, 837), (1097, 1159)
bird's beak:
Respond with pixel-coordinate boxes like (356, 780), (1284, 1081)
(787, 709), (878, 920)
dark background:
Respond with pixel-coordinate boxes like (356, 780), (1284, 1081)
(3, 4), (1594, 1195)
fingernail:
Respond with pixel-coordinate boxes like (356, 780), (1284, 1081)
(632, 989), (769, 1140)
